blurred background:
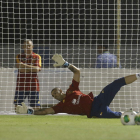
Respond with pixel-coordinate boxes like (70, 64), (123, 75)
(0, 0), (140, 68)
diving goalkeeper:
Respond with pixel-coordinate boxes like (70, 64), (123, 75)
(16, 54), (139, 118)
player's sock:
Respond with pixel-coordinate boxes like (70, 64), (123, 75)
(136, 73), (140, 79)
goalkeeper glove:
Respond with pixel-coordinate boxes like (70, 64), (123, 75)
(52, 54), (69, 67)
(16, 102), (34, 114)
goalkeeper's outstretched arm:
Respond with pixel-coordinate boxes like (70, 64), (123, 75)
(34, 107), (55, 115)
(52, 54), (80, 82)
(68, 64), (80, 83)
(16, 102), (55, 115)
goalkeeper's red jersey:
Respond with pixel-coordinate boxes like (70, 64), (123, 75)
(52, 79), (94, 118)
(16, 52), (41, 91)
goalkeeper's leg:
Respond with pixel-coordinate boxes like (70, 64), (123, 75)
(90, 96), (122, 118)
(96, 77), (126, 107)
(99, 106), (122, 118)
(97, 74), (137, 107)
(90, 75), (137, 118)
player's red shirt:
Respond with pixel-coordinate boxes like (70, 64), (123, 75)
(52, 79), (94, 118)
(16, 52), (41, 91)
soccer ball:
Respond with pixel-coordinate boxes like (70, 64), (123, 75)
(135, 113), (140, 125)
(121, 110), (137, 125)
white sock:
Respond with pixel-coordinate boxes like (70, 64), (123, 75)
(136, 73), (140, 79)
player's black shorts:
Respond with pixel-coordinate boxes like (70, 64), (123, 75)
(14, 91), (40, 107)
(90, 77), (126, 118)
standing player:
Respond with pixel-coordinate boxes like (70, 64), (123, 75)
(14, 39), (41, 111)
(16, 54), (138, 118)
(95, 44), (121, 68)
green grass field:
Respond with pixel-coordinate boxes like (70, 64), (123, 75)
(0, 115), (140, 140)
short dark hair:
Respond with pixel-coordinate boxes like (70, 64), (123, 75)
(98, 44), (108, 49)
(97, 40), (108, 49)
(103, 45), (108, 49)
